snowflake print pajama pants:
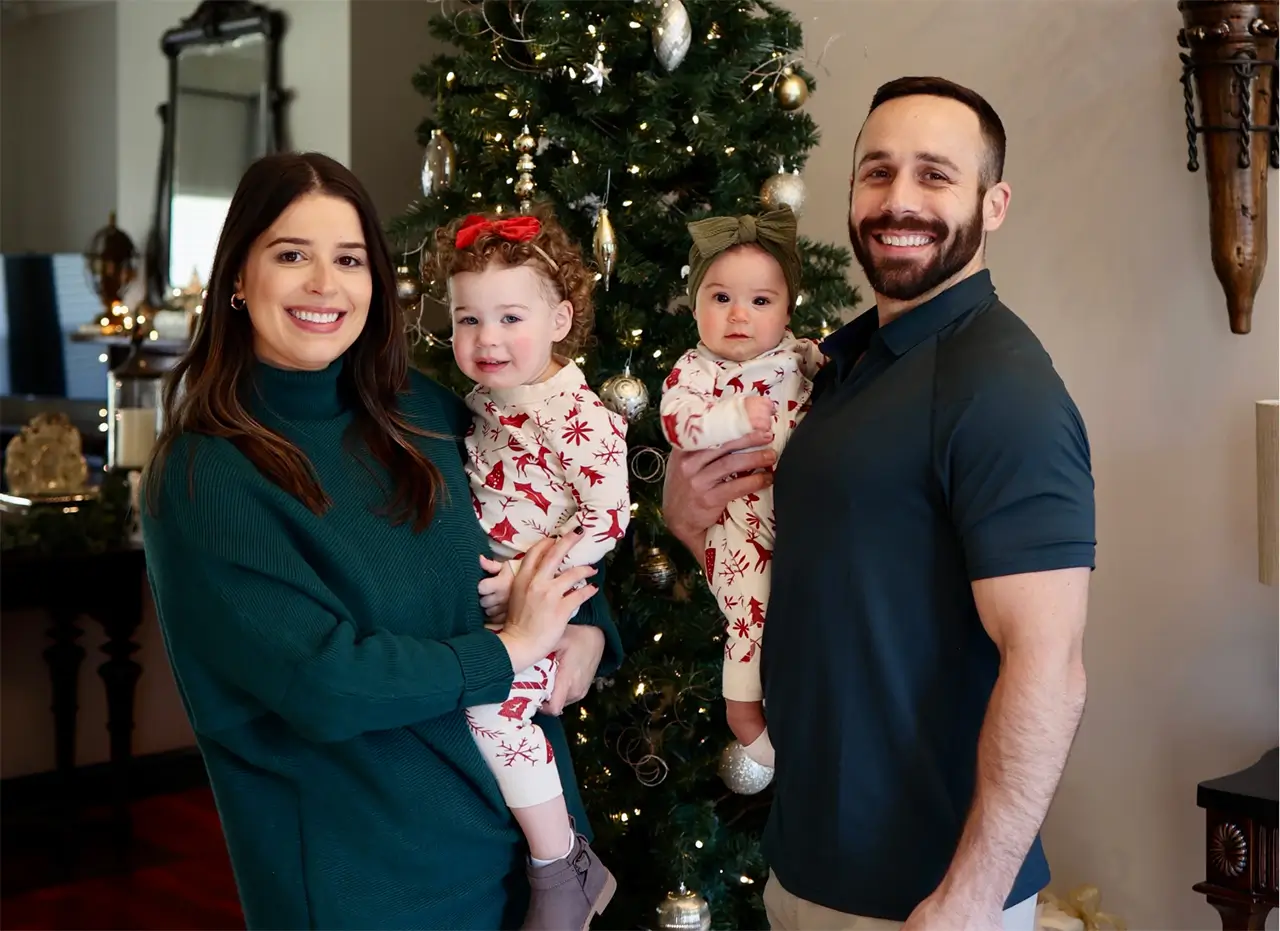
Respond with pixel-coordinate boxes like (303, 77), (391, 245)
(706, 484), (775, 704)
(466, 652), (563, 809)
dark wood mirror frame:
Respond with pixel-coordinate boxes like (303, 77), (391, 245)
(144, 0), (289, 309)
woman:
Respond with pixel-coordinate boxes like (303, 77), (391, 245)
(141, 151), (623, 930)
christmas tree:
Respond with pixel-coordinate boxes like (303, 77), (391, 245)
(390, 2), (858, 927)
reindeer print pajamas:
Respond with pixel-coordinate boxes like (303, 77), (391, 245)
(462, 361), (630, 806)
(659, 333), (824, 704)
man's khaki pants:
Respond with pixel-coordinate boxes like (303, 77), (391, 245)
(763, 871), (1038, 931)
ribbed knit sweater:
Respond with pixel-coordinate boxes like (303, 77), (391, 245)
(141, 359), (623, 931)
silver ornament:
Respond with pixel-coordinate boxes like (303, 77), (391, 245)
(599, 367), (649, 421)
(656, 885), (711, 931)
(760, 169), (807, 217)
(420, 129), (456, 197)
(651, 0), (691, 72)
(718, 739), (774, 795)
(394, 265), (422, 305)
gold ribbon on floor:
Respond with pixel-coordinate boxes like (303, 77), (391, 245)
(1039, 884), (1127, 931)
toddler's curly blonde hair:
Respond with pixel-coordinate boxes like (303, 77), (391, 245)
(424, 203), (595, 360)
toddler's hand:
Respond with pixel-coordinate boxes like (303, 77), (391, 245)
(478, 555), (515, 624)
(744, 396), (775, 433)
(725, 698), (767, 747)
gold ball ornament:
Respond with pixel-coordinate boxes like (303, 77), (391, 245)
(760, 169), (807, 217)
(775, 71), (809, 111)
(655, 885), (711, 931)
(513, 127), (537, 154)
(718, 739), (774, 794)
(636, 546), (677, 592)
(394, 265), (422, 306)
(599, 367), (649, 421)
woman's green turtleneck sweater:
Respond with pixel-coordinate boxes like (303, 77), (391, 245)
(141, 359), (622, 930)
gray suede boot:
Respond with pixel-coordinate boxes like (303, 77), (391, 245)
(521, 821), (616, 931)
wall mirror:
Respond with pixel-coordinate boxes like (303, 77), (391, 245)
(146, 0), (287, 308)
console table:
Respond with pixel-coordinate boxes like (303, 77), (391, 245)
(1193, 748), (1279, 930)
(0, 544), (146, 842)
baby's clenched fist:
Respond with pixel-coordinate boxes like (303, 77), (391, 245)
(744, 396), (775, 433)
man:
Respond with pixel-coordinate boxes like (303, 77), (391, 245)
(662, 77), (1095, 931)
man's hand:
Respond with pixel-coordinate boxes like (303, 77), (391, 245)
(543, 624), (606, 715)
(662, 429), (776, 555)
(902, 890), (1002, 931)
(725, 698), (766, 747)
(478, 555), (515, 624)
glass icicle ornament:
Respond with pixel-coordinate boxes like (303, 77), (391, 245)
(420, 129), (456, 197)
(593, 206), (618, 291)
(651, 0), (692, 72)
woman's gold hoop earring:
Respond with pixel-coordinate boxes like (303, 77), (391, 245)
(230, 294), (247, 311)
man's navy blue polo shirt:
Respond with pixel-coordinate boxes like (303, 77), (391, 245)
(761, 269), (1095, 920)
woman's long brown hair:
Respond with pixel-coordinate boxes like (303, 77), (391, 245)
(144, 151), (445, 532)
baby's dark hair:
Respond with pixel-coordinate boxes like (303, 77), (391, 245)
(425, 203), (595, 359)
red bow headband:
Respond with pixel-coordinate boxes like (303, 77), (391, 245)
(455, 214), (541, 249)
(453, 214), (560, 272)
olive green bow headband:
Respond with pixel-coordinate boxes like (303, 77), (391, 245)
(685, 206), (801, 311)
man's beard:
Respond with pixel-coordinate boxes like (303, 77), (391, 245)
(849, 201), (984, 302)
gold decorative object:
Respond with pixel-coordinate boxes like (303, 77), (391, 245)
(513, 124), (538, 213)
(775, 70), (809, 110)
(84, 211), (140, 334)
(3, 413), (90, 499)
(1177, 1), (1278, 334)
(593, 206), (618, 290)
(636, 545), (677, 592)
(395, 264), (423, 307)
(760, 162), (807, 217)
(1038, 884), (1127, 931)
(421, 128), (457, 196)
(655, 884), (711, 931)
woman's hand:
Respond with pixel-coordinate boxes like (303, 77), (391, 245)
(478, 555), (515, 624)
(496, 531), (597, 673)
(542, 625), (606, 715)
(662, 430), (777, 555)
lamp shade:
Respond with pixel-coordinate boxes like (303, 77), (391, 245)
(1258, 400), (1278, 586)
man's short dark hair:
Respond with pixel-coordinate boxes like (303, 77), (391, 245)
(865, 76), (1007, 187)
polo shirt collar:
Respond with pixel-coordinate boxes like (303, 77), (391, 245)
(821, 270), (997, 364)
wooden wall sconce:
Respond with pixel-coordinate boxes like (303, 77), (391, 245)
(1178, 1), (1278, 335)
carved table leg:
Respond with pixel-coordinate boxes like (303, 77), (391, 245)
(1204, 895), (1273, 930)
(43, 606), (85, 871)
(95, 582), (143, 844)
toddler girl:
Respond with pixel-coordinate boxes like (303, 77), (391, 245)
(430, 207), (627, 931)
(659, 206), (823, 770)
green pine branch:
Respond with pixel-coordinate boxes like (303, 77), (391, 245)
(393, 3), (859, 927)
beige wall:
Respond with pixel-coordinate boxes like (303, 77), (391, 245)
(349, 0), (449, 227)
(0, 0), (118, 253)
(790, 1), (1278, 928)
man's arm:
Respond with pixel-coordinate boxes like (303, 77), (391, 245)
(661, 432), (775, 556)
(930, 567), (1089, 919)
(907, 357), (1095, 928)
